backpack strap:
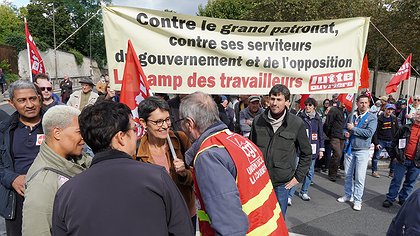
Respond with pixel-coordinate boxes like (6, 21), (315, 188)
(26, 167), (72, 188)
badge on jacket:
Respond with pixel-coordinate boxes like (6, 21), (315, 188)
(36, 134), (45, 146)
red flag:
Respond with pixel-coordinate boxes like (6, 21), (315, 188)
(120, 40), (152, 137)
(300, 94), (310, 110)
(359, 54), (369, 89)
(338, 93), (354, 112)
(385, 54), (412, 94)
(408, 96), (413, 105)
(25, 19), (45, 77)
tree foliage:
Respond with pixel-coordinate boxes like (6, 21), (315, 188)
(198, 0), (419, 75)
(0, 0), (110, 68)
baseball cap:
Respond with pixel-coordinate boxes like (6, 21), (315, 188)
(248, 95), (261, 103)
(220, 95), (227, 102)
(385, 103), (396, 110)
(399, 99), (407, 105)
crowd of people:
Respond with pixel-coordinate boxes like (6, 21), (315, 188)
(0, 75), (419, 235)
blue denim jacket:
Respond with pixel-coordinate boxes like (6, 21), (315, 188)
(347, 111), (377, 150)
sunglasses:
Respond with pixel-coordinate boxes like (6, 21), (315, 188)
(39, 87), (52, 92)
(305, 104), (314, 107)
(414, 99), (419, 101)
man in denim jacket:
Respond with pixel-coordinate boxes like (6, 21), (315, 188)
(337, 94), (377, 211)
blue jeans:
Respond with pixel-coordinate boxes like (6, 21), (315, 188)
(343, 149), (370, 204)
(289, 158), (316, 197)
(274, 185), (289, 218)
(386, 159), (420, 202)
(301, 158), (316, 194)
(372, 140), (393, 172)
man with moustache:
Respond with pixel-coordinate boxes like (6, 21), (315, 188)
(22, 106), (90, 236)
(0, 80), (44, 236)
(250, 84), (312, 217)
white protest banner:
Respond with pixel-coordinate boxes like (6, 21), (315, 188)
(102, 5), (369, 95)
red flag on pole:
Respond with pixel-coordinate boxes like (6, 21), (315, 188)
(120, 40), (152, 137)
(408, 96), (413, 105)
(385, 54), (412, 94)
(338, 93), (354, 112)
(25, 18), (45, 79)
(359, 54), (369, 89)
(300, 94), (310, 110)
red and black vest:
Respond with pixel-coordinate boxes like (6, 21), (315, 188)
(193, 129), (288, 236)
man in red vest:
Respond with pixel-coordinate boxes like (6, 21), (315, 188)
(180, 92), (288, 236)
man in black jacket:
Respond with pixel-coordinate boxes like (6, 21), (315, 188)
(0, 80), (43, 236)
(250, 84), (312, 217)
(372, 104), (399, 178)
(51, 101), (193, 236)
(323, 106), (345, 182)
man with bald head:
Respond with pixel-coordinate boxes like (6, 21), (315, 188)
(22, 105), (90, 236)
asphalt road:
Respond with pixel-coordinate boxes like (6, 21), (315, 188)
(286, 166), (419, 236)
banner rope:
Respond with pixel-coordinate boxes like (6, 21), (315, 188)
(370, 21), (419, 76)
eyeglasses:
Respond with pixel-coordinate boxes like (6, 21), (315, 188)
(147, 117), (171, 127)
(414, 99), (419, 101)
(305, 104), (314, 107)
(39, 87), (52, 92)
(174, 118), (186, 125)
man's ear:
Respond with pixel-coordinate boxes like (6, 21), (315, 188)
(185, 117), (194, 129)
(53, 127), (61, 140)
(111, 131), (125, 149)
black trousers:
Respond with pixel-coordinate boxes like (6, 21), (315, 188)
(5, 193), (23, 236)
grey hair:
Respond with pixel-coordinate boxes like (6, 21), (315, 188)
(9, 79), (39, 100)
(42, 105), (81, 138)
(180, 92), (220, 133)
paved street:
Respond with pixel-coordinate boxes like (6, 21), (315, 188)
(286, 166), (419, 236)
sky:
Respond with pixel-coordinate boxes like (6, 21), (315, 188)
(10, 0), (208, 15)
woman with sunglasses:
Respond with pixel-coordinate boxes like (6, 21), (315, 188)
(135, 96), (196, 229)
(288, 97), (324, 204)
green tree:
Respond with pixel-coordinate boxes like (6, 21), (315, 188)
(0, 4), (22, 44)
(25, 0), (111, 67)
(198, 0), (253, 20)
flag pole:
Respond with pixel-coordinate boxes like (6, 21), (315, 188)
(24, 18), (32, 82)
(406, 74), (411, 124)
(349, 93), (358, 123)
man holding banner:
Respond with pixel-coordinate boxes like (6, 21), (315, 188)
(338, 94), (377, 211)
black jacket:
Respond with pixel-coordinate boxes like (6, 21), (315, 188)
(0, 111), (44, 219)
(52, 149), (194, 236)
(323, 107), (345, 140)
(249, 108), (312, 186)
(389, 124), (420, 167)
(372, 114), (399, 145)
